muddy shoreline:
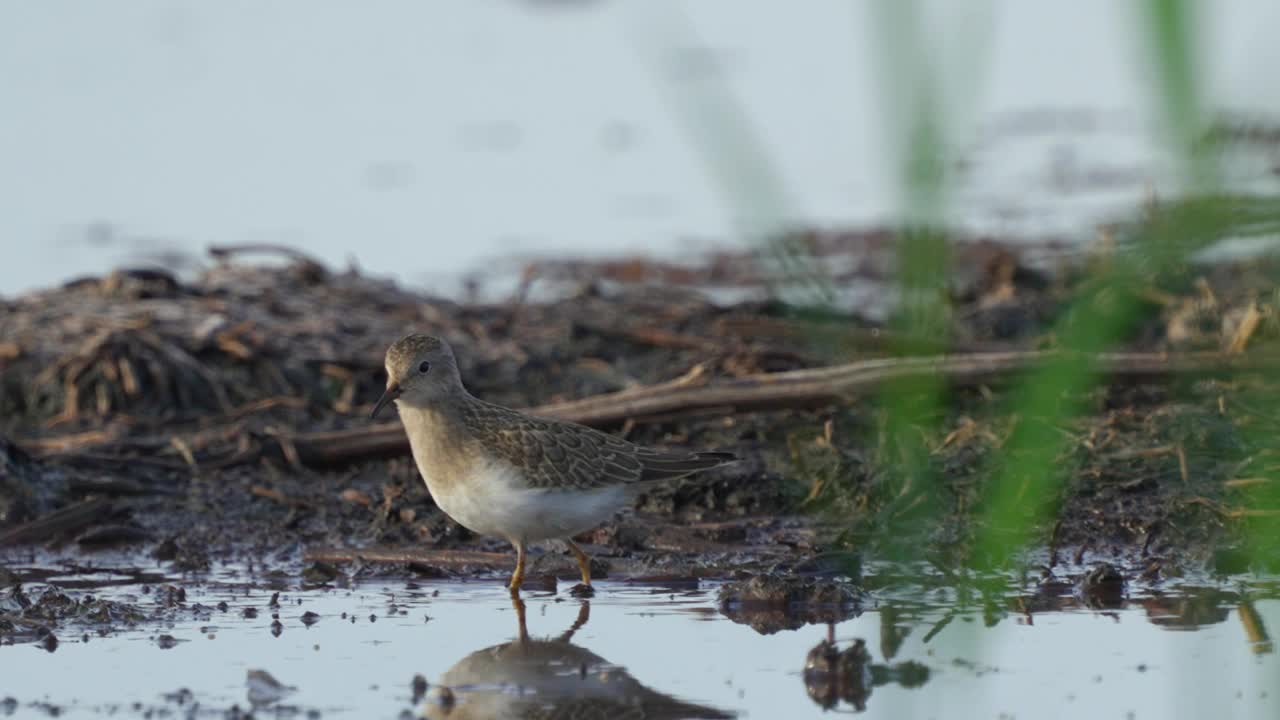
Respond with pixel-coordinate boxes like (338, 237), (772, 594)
(3, 240), (1279, 634)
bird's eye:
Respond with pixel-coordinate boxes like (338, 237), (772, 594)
(418, 361), (431, 374)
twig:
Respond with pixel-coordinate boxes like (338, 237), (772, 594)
(304, 547), (513, 566)
(1225, 477), (1273, 489)
(207, 243), (325, 268)
(1183, 496), (1280, 519)
(67, 477), (160, 496)
(45, 452), (188, 471)
(19, 429), (120, 454)
(1224, 303), (1262, 355)
(169, 436), (198, 469)
(250, 485), (287, 504)
(227, 396), (308, 420)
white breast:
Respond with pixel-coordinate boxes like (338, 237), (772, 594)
(425, 459), (630, 545)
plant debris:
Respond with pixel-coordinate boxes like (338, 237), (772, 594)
(1, 242), (1279, 590)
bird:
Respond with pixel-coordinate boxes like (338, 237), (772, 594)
(371, 333), (735, 595)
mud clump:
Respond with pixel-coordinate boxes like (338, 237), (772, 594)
(0, 584), (148, 646)
(1075, 563), (1126, 608)
(718, 575), (863, 634)
(301, 562), (341, 585)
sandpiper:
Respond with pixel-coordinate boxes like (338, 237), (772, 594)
(372, 334), (735, 595)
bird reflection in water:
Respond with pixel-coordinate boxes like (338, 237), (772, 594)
(420, 596), (733, 719)
(803, 624), (931, 712)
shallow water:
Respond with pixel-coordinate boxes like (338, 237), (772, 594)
(2, 560), (1277, 719)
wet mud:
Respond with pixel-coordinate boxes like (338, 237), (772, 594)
(2, 241), (1280, 663)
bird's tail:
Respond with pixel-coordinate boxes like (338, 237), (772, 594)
(637, 450), (736, 483)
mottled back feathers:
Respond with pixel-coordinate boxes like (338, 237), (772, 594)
(457, 396), (735, 491)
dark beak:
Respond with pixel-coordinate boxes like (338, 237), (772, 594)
(371, 383), (402, 419)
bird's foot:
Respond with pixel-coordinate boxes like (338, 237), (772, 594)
(569, 583), (595, 598)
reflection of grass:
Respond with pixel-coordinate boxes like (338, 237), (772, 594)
(866, 1), (955, 564)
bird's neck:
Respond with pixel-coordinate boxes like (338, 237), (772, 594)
(396, 395), (477, 475)
(398, 395), (467, 439)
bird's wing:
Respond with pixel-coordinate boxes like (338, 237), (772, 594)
(474, 403), (733, 490)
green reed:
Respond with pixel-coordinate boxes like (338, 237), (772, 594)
(642, 0), (1280, 570)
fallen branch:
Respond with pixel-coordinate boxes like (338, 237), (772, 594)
(281, 349), (1272, 467)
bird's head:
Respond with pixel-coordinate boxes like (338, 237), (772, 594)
(371, 334), (464, 418)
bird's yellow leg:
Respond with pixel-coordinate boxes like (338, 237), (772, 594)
(508, 541), (527, 595)
(566, 540), (592, 586)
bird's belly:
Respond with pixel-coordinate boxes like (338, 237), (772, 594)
(424, 465), (628, 544)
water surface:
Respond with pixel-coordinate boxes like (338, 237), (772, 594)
(2, 560), (1276, 719)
